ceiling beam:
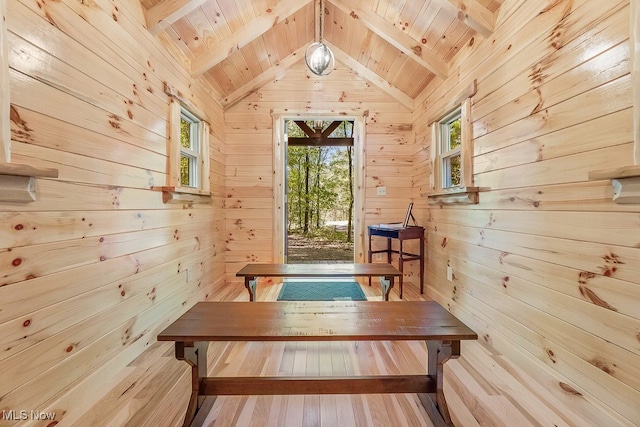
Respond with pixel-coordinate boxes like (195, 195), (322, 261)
(288, 137), (354, 147)
(433, 0), (495, 38)
(295, 121), (318, 138)
(294, 120), (344, 138)
(331, 0), (448, 80)
(288, 119), (354, 146)
(321, 120), (343, 137)
(145, 0), (209, 35)
(324, 41), (414, 110)
(222, 45), (307, 110)
(191, 0), (313, 77)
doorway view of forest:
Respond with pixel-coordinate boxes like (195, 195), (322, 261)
(286, 119), (354, 263)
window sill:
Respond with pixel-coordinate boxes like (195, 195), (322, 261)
(0, 162), (59, 203)
(588, 165), (640, 204)
(424, 187), (480, 206)
(151, 186), (211, 204)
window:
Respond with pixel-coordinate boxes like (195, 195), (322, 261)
(439, 109), (462, 189)
(179, 108), (201, 188)
(166, 95), (210, 198)
(426, 83), (479, 205)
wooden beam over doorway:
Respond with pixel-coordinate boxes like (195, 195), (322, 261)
(288, 120), (354, 146)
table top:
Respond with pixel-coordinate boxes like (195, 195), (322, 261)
(236, 263), (402, 277)
(157, 301), (477, 342)
(368, 225), (425, 238)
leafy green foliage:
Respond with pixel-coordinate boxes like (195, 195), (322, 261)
(180, 118), (191, 148)
(180, 118), (191, 186)
(286, 120), (354, 242)
(450, 154), (461, 186)
(449, 117), (461, 149)
(444, 116), (462, 187)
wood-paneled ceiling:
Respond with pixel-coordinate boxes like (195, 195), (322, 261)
(139, 0), (503, 109)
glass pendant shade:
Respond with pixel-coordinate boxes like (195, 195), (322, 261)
(305, 41), (335, 76)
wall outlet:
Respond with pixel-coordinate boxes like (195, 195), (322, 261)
(447, 265), (453, 281)
(186, 268), (193, 283)
(376, 186), (387, 196)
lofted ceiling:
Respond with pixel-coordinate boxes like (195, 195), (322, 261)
(139, 0), (503, 110)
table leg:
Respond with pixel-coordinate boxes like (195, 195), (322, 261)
(176, 341), (212, 427)
(368, 232), (373, 287)
(244, 277), (257, 301)
(420, 340), (460, 425)
(420, 235), (425, 294)
(379, 275), (394, 301)
(398, 239), (404, 299)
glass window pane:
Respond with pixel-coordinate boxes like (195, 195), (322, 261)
(450, 154), (461, 187)
(449, 117), (461, 150)
(180, 118), (191, 149)
(180, 155), (191, 186)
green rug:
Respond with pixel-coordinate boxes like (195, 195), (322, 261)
(277, 281), (367, 301)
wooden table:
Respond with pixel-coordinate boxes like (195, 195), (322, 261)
(368, 225), (425, 297)
(157, 301), (477, 427)
(236, 263), (402, 301)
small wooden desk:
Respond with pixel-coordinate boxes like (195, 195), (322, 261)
(236, 263), (402, 301)
(158, 301), (477, 427)
(368, 225), (425, 298)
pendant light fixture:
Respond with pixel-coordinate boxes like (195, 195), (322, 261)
(305, 0), (335, 76)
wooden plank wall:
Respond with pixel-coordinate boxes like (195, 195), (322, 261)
(1, 0), (225, 423)
(413, 0), (639, 424)
(224, 61), (417, 289)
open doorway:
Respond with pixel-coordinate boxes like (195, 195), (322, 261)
(285, 119), (355, 264)
(272, 113), (365, 265)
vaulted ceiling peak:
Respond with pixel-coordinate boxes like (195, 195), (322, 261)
(139, 0), (503, 109)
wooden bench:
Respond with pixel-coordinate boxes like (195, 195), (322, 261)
(235, 263), (403, 301)
(157, 300), (478, 427)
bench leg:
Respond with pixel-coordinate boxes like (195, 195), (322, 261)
(244, 277), (257, 301)
(379, 275), (394, 301)
(176, 341), (211, 427)
(368, 233), (373, 287)
(419, 340), (460, 426)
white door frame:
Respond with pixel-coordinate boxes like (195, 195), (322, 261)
(272, 112), (366, 263)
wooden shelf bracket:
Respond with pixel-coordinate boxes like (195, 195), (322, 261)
(588, 166), (640, 204)
(0, 163), (59, 203)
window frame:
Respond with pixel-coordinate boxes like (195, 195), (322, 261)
(439, 108), (463, 190)
(426, 81), (479, 205)
(167, 96), (210, 197)
(179, 108), (201, 188)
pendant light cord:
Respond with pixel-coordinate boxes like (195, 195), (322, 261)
(319, 0), (324, 43)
